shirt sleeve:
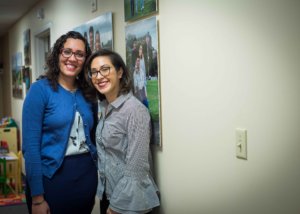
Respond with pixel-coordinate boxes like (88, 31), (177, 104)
(22, 82), (47, 196)
(109, 103), (160, 212)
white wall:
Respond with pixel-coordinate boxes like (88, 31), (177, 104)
(153, 0), (300, 213)
(3, 0), (300, 214)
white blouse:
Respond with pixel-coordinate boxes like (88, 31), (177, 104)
(65, 111), (89, 156)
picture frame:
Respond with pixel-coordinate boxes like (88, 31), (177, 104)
(22, 66), (31, 94)
(0, 62), (3, 75)
(124, 0), (158, 22)
(23, 29), (31, 66)
(12, 52), (23, 99)
(74, 12), (113, 52)
(125, 16), (162, 146)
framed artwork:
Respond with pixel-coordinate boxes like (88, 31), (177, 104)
(125, 16), (161, 146)
(0, 62), (3, 75)
(22, 66), (31, 93)
(74, 12), (113, 52)
(124, 0), (158, 22)
(23, 29), (31, 66)
(12, 52), (23, 99)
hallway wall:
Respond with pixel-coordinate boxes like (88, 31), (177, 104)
(155, 1), (300, 213)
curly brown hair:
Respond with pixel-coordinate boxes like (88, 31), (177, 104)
(40, 31), (96, 101)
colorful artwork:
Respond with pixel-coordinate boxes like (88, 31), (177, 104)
(12, 52), (23, 99)
(74, 12), (113, 52)
(124, 0), (158, 22)
(125, 16), (161, 146)
(22, 66), (31, 93)
(23, 29), (31, 66)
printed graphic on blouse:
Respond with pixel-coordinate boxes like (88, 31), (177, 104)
(65, 111), (89, 156)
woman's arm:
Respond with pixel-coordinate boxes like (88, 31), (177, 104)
(109, 102), (159, 212)
(22, 82), (47, 196)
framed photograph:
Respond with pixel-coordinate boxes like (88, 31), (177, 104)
(74, 12), (113, 52)
(124, 0), (158, 22)
(12, 52), (23, 99)
(125, 16), (161, 146)
(22, 66), (31, 93)
(23, 29), (31, 66)
(0, 62), (3, 75)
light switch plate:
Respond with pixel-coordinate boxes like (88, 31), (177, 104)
(236, 128), (247, 159)
(91, 0), (97, 12)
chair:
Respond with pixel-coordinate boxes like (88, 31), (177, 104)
(0, 157), (8, 197)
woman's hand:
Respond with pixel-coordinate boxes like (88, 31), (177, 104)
(107, 207), (119, 214)
(32, 195), (51, 214)
(32, 201), (50, 214)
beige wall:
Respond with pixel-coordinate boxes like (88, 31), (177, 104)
(1, 0), (300, 213)
(155, 1), (300, 213)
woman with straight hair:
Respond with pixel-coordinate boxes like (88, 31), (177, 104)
(85, 49), (160, 214)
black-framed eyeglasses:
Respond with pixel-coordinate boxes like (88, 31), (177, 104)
(88, 66), (111, 78)
(60, 48), (86, 61)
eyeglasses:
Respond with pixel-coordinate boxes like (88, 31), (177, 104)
(60, 48), (86, 60)
(88, 66), (111, 78)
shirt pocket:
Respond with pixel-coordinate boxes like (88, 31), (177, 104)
(103, 123), (125, 149)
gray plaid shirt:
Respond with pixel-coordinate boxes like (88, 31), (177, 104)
(96, 92), (160, 213)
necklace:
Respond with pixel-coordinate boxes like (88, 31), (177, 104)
(59, 82), (77, 92)
(68, 88), (77, 93)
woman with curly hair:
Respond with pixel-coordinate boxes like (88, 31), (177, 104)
(22, 31), (98, 214)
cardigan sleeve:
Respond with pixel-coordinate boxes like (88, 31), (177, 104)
(22, 81), (48, 196)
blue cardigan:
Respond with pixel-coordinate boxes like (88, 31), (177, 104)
(22, 78), (97, 196)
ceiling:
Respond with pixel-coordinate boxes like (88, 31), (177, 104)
(0, 0), (41, 37)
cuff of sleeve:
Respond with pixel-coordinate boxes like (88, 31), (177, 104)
(110, 175), (160, 211)
(110, 205), (152, 214)
(29, 177), (44, 196)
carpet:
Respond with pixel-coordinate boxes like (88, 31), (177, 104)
(0, 193), (26, 206)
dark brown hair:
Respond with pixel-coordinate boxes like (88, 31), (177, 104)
(85, 49), (133, 101)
